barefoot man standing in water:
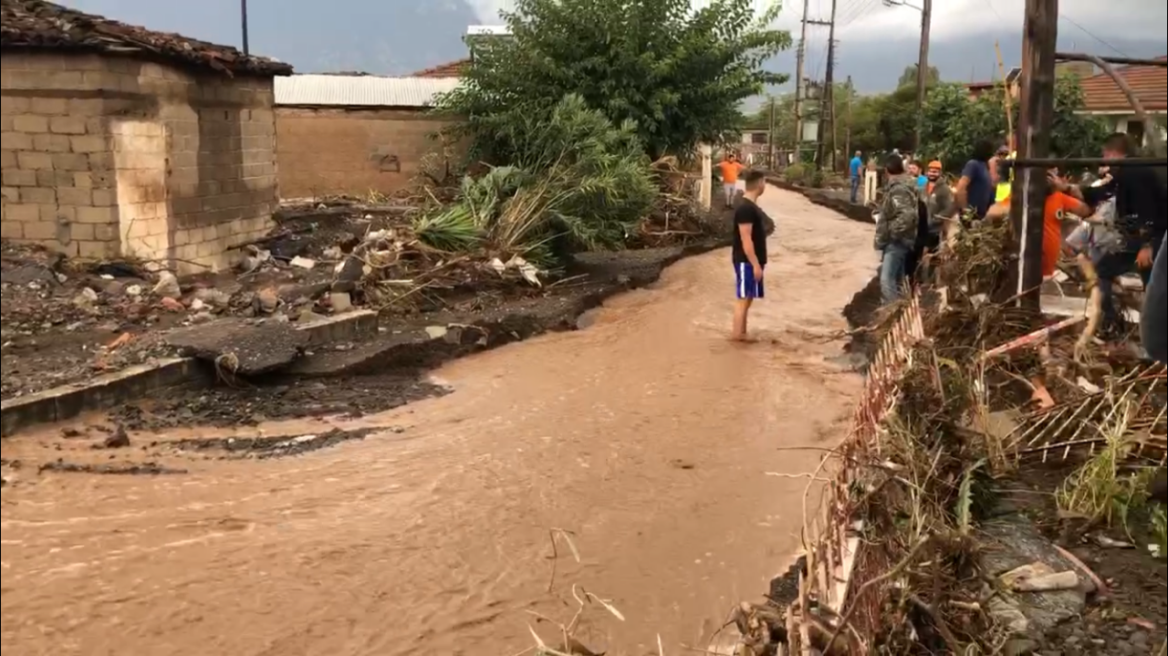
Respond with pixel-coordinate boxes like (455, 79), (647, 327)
(731, 170), (770, 341)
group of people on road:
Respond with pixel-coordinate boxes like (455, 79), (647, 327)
(865, 132), (1165, 351)
(724, 135), (1165, 354)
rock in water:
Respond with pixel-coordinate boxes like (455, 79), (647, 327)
(102, 425), (131, 449)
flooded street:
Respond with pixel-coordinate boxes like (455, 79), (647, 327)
(1, 188), (877, 656)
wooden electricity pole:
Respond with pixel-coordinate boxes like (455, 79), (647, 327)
(843, 75), (853, 157)
(816, 0), (838, 170)
(768, 97), (777, 169)
(913, 0), (933, 153)
(1007, 0), (1059, 309)
(793, 0), (811, 164)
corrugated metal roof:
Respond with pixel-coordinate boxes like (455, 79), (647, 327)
(274, 75), (460, 107)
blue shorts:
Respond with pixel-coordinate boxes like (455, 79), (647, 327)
(734, 262), (764, 299)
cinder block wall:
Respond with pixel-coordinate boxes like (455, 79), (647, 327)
(275, 106), (460, 199)
(1, 52), (278, 274)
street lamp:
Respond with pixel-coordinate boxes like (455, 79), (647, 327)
(885, 0), (932, 153)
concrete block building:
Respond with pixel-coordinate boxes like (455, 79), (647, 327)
(1, 0), (292, 273)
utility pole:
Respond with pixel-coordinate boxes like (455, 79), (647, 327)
(844, 74), (853, 158)
(767, 97), (777, 170)
(241, 0), (250, 55)
(913, 0), (932, 153)
(1006, 0), (1058, 310)
(793, 0), (811, 164)
(816, 0), (838, 171)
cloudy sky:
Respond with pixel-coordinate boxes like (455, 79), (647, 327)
(60, 0), (1167, 92)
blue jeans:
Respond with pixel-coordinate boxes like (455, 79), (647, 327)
(880, 242), (912, 303)
(850, 176), (860, 203)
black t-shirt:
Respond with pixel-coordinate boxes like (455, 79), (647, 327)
(732, 199), (769, 265)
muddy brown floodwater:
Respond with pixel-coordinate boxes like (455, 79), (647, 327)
(1, 187), (878, 656)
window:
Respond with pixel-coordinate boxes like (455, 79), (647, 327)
(1126, 120), (1146, 147)
(750, 131), (768, 144)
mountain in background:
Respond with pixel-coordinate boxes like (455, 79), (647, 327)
(63, 0), (1166, 93)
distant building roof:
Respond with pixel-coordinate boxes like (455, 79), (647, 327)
(411, 58), (469, 79)
(0, 0), (290, 76)
(274, 75), (460, 108)
(966, 67), (1022, 92)
(467, 25), (510, 36)
(1078, 56), (1167, 113)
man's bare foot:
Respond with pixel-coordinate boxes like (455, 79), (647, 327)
(730, 334), (757, 343)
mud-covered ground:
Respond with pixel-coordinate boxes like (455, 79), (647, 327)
(2, 199), (728, 403)
(998, 463), (1167, 656)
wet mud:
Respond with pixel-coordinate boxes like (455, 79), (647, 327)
(1, 187), (879, 656)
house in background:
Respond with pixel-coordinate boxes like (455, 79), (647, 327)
(1077, 56), (1167, 146)
(1, 0), (289, 274)
(274, 75), (461, 199)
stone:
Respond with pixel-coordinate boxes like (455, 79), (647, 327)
(290, 256), (316, 269)
(190, 298), (206, 311)
(1003, 638), (1041, 656)
(193, 288), (233, 307)
(424, 325), (448, 340)
(255, 288), (279, 314)
(152, 271), (181, 299)
(333, 255), (364, 288)
(126, 284), (143, 297)
(329, 292), (352, 314)
(102, 425), (130, 449)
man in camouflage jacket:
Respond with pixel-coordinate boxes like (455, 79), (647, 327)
(875, 155), (921, 302)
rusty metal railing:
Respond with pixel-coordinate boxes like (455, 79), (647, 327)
(782, 291), (925, 654)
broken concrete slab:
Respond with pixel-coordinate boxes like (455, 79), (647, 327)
(2, 309), (381, 437)
(166, 320), (310, 376)
(981, 516), (1089, 637)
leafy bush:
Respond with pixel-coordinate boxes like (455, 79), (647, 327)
(783, 163), (809, 185)
(414, 95), (656, 265)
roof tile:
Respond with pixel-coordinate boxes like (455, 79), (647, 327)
(1079, 57), (1167, 112)
(410, 59), (469, 78)
(0, 0), (291, 76)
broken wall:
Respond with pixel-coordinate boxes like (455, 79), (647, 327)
(274, 106), (461, 199)
(1, 51), (278, 273)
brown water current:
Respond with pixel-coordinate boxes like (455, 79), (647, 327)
(1, 187), (878, 656)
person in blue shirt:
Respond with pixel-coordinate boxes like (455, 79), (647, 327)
(954, 140), (996, 221)
(849, 150), (863, 203)
(908, 160), (928, 190)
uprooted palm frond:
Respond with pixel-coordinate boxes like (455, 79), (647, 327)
(412, 203), (482, 252)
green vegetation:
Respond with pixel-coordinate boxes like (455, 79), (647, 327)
(415, 96), (656, 266)
(423, 0), (793, 266)
(750, 72), (1108, 172)
(438, 0), (792, 162)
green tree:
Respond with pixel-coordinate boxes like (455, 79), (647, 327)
(897, 64), (941, 89)
(919, 74), (1108, 171)
(437, 0), (793, 161)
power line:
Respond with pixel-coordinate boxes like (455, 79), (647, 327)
(1058, 13), (1130, 57)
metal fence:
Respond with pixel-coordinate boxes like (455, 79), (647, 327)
(784, 290), (926, 654)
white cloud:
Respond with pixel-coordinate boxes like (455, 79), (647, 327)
(837, 0), (1166, 44)
(472, 0), (1166, 46)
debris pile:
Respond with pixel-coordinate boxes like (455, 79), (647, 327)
(746, 221), (1166, 655)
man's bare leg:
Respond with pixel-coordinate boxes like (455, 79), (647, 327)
(731, 298), (752, 340)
